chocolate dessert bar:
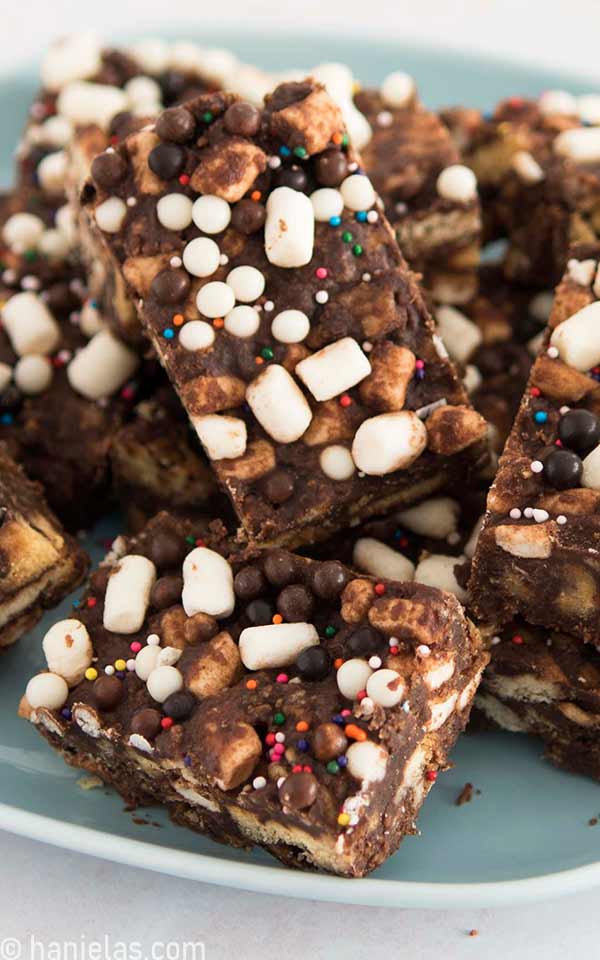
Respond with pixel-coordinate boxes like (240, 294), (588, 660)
(80, 81), (488, 547)
(470, 244), (600, 643)
(0, 444), (87, 648)
(20, 511), (487, 877)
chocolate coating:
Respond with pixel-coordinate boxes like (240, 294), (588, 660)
(150, 268), (191, 305)
(275, 166), (308, 192)
(234, 565), (267, 601)
(347, 626), (382, 657)
(147, 529), (188, 569)
(314, 149), (348, 187)
(163, 691), (196, 721)
(230, 199), (266, 235)
(558, 409), (600, 454)
(130, 708), (162, 740)
(261, 469), (295, 505)
(278, 771), (318, 810)
(93, 675), (123, 711)
(148, 143), (186, 180)
(156, 106), (196, 143)
(224, 102), (261, 137)
(263, 550), (298, 588)
(311, 561), (348, 599)
(277, 584), (314, 622)
(245, 598), (273, 626)
(313, 722), (348, 761)
(543, 448), (583, 490)
(91, 151), (127, 189)
(296, 645), (331, 681)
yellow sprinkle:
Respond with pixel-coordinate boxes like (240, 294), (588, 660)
(114, 659), (127, 672)
(337, 813), (351, 827)
(85, 667), (98, 681)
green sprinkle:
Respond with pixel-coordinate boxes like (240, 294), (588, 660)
(23, 249), (38, 262)
(185, 535), (196, 545)
(342, 133), (349, 147)
(202, 111), (214, 123)
(261, 346), (274, 361)
(326, 761), (340, 775)
(273, 711), (286, 725)
(325, 625), (336, 638)
(342, 231), (353, 243)
(293, 146), (307, 158)
(352, 244), (363, 256)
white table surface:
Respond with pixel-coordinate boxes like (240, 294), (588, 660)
(3, 1), (600, 954)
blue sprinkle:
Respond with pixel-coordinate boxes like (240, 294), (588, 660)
(279, 145), (291, 157)
(0, 413), (13, 425)
(416, 369), (425, 381)
(184, 755), (192, 767)
(534, 411), (548, 424)
(355, 211), (368, 223)
(116, 671), (126, 679)
(332, 713), (345, 725)
(329, 215), (342, 227)
(162, 327), (175, 340)
(61, 708), (72, 721)
(297, 738), (309, 752)
(72, 599), (81, 608)
(393, 528), (405, 540)
(337, 755), (348, 767)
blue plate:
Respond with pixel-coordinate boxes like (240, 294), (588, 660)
(2, 33), (600, 908)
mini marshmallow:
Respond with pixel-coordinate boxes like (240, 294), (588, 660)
(2, 292), (60, 356)
(178, 320), (215, 351)
(336, 658), (373, 700)
(366, 668), (405, 708)
(42, 619), (92, 686)
(352, 411), (427, 476)
(554, 127), (600, 163)
(340, 174), (376, 211)
(310, 188), (344, 222)
(464, 515), (485, 559)
(55, 204), (77, 246)
(182, 237), (220, 277)
(436, 164), (477, 203)
(414, 554), (468, 602)
(124, 75), (162, 111)
(41, 34), (102, 92)
(319, 445), (356, 481)
(538, 89), (577, 115)
(67, 329), (138, 399)
(2, 212), (45, 253)
(0, 363), (11, 392)
(239, 622), (319, 671)
(134, 644), (162, 682)
(37, 150), (68, 194)
(246, 364), (312, 443)
(57, 81), (129, 129)
(427, 693), (458, 731)
(380, 71), (416, 108)
(529, 291), (555, 322)
(14, 355), (53, 395)
(156, 194), (194, 231)
(192, 194), (231, 234)
(511, 150), (544, 184)
(146, 665), (183, 703)
(296, 338), (371, 401)
(567, 258), (596, 287)
(196, 281), (236, 318)
(130, 38), (171, 73)
(224, 306), (260, 339)
(435, 305), (482, 365)
(226, 265), (265, 302)
(346, 740), (388, 782)
(38, 229), (71, 260)
(424, 658), (456, 691)
(103, 555), (157, 634)
(577, 94), (600, 126)
(193, 414), (247, 460)
(311, 63), (373, 151)
(39, 115), (74, 147)
(95, 197), (127, 233)
(549, 301), (600, 371)
(353, 538), (415, 582)
(397, 497), (460, 539)
(271, 309), (310, 344)
(25, 672), (69, 711)
(265, 187), (315, 267)
(182, 547), (235, 618)
(79, 301), (105, 338)
(582, 444), (600, 490)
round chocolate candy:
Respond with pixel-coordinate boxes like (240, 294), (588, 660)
(162, 690), (196, 721)
(346, 626), (381, 657)
(314, 149), (348, 187)
(150, 575), (184, 610)
(148, 143), (186, 180)
(131, 707), (162, 740)
(234, 565), (266, 601)
(543, 447), (583, 490)
(147, 529), (188, 569)
(224, 102), (261, 137)
(274, 166), (308, 192)
(296, 645), (331, 681)
(231, 198), (266, 234)
(278, 771), (318, 810)
(93, 675), (123, 711)
(261, 469), (295, 505)
(45, 282), (79, 314)
(311, 561), (348, 599)
(558, 409), (600, 454)
(245, 598), (273, 626)
(277, 584), (314, 622)
(313, 722), (348, 761)
(155, 106), (196, 143)
(263, 550), (298, 588)
(150, 268), (191, 305)
(91, 150), (127, 188)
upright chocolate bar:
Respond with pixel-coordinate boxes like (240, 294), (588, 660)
(81, 80), (488, 547)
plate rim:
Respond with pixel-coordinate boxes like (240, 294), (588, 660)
(2, 35), (600, 908)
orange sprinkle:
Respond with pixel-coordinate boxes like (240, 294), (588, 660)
(272, 613), (283, 624)
(172, 313), (185, 326)
(213, 317), (224, 328)
(250, 190), (262, 201)
(344, 724), (367, 742)
(296, 720), (309, 732)
(255, 356), (265, 365)
(333, 658), (344, 670)
(332, 132), (343, 145)
(246, 679), (257, 690)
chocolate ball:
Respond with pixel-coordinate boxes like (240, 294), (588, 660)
(278, 771), (318, 810)
(89, 566), (110, 596)
(93, 675), (123, 711)
(148, 142), (186, 180)
(558, 409), (600, 454)
(147, 529), (188, 569)
(314, 149), (348, 187)
(543, 448), (583, 490)
(130, 708), (162, 740)
(231, 198), (266, 234)
(156, 106), (196, 143)
(347, 625), (381, 657)
(263, 550), (298, 587)
(274, 166), (308, 192)
(224, 101), (261, 137)
(45, 282), (78, 314)
(296, 645), (331, 681)
(234, 565), (267, 601)
(261, 469), (295, 505)
(311, 561), (348, 599)
(150, 268), (191, 305)
(91, 150), (127, 188)
(277, 584), (314, 622)
(163, 690), (196, 721)
(150, 575), (184, 610)
(313, 722), (348, 761)
(245, 598), (273, 626)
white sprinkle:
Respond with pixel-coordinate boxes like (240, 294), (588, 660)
(360, 697), (375, 715)
(366, 210), (379, 223)
(263, 300), (274, 312)
(547, 346), (559, 359)
(315, 290), (329, 304)
(509, 508), (522, 519)
(362, 273), (371, 282)
(491, 636), (501, 646)
(126, 659), (136, 671)
(219, 254), (229, 266)
(402, 700), (410, 713)
(275, 732), (286, 743)
(557, 514), (568, 525)
(170, 256), (182, 268)
(21, 275), (41, 291)
(127, 197), (137, 207)
(362, 340), (373, 352)
(395, 202), (408, 216)
(104, 665), (115, 675)
(277, 777), (285, 788)
(147, 634), (160, 646)
(377, 110), (393, 127)
(268, 156), (282, 169)
(524, 507), (534, 518)
(531, 460), (544, 474)
(389, 637), (399, 647)
(416, 644), (431, 658)
(253, 776), (267, 789)
(533, 508), (549, 523)
(560, 406), (571, 415)
(368, 656), (382, 669)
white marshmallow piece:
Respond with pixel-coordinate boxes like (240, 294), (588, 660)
(182, 237), (220, 277)
(567, 258), (596, 286)
(14, 355), (53, 395)
(2, 213), (45, 253)
(192, 195), (231, 234)
(196, 281), (236, 318)
(582, 444), (600, 491)
(271, 309), (310, 344)
(436, 164), (477, 203)
(130, 38), (170, 74)
(319, 445), (355, 481)
(549, 301), (600, 371)
(103, 555), (157, 634)
(265, 187), (314, 267)
(381, 71), (416, 108)
(67, 330), (139, 399)
(156, 194), (193, 231)
(336, 658), (373, 700)
(2, 292), (60, 356)
(239, 623), (319, 671)
(435, 304), (483, 365)
(310, 63), (373, 151)
(414, 554), (468, 602)
(511, 150), (544, 184)
(134, 644), (162, 682)
(57, 81), (129, 130)
(538, 89), (577, 115)
(397, 497), (460, 539)
(346, 740), (388, 782)
(353, 538), (415, 582)
(310, 188), (344, 222)
(366, 668), (405, 708)
(464, 515), (484, 559)
(224, 306), (260, 339)
(246, 364), (312, 443)
(37, 151), (68, 194)
(124, 75), (162, 113)
(41, 34), (102, 92)
(193, 414), (247, 460)
(42, 619), (92, 686)
(95, 197), (127, 233)
(296, 338), (371, 401)
(182, 547), (235, 619)
(79, 301), (105, 338)
(39, 115), (74, 147)
(38, 229), (71, 260)
(352, 411), (427, 476)
(554, 127), (600, 164)
(146, 665), (183, 703)
(340, 175), (376, 212)
(25, 672), (69, 711)
(178, 320), (215, 352)
(226, 266), (265, 303)
(577, 94), (600, 126)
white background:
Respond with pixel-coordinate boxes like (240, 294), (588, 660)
(3, 1), (600, 956)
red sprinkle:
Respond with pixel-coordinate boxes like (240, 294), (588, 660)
(530, 386), (541, 397)
(130, 641), (142, 653)
(555, 438), (563, 446)
(178, 174), (190, 185)
(425, 770), (437, 782)
(357, 689), (367, 701)
(265, 733), (276, 746)
(415, 359), (425, 370)
(161, 717), (174, 730)
(276, 673), (289, 684)
(512, 634), (524, 645)
(87, 597), (97, 608)
(374, 583), (385, 596)
(315, 266), (328, 279)
(195, 538), (205, 547)
(339, 394), (352, 408)
(302, 764), (313, 773)
(389, 646), (399, 655)
(292, 764), (303, 773)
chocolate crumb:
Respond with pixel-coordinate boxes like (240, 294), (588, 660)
(456, 782), (474, 806)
